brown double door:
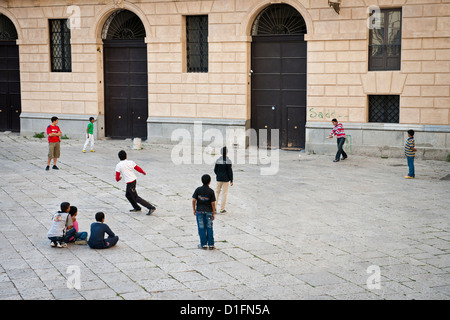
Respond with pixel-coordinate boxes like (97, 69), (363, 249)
(251, 35), (307, 149)
(104, 40), (148, 139)
(0, 41), (21, 132)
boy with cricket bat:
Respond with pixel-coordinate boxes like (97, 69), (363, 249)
(328, 118), (348, 162)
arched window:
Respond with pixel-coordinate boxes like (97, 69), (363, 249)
(0, 14), (18, 41)
(251, 4), (307, 36)
(102, 10), (146, 40)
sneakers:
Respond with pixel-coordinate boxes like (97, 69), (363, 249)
(333, 159), (339, 162)
(82, 150), (86, 153)
(405, 175), (415, 179)
(50, 241), (67, 248)
(45, 165), (59, 170)
(197, 244), (215, 250)
(74, 239), (88, 245)
(130, 208), (142, 212)
(146, 208), (156, 216)
(90, 149), (95, 152)
(219, 209), (227, 214)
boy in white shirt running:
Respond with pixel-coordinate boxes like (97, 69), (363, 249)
(115, 150), (156, 216)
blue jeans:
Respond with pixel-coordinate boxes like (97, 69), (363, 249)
(407, 156), (415, 177)
(68, 231), (88, 243)
(336, 137), (347, 161)
(196, 212), (214, 247)
(48, 228), (76, 243)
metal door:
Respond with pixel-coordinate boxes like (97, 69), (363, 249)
(251, 35), (306, 149)
(0, 41), (21, 132)
(103, 40), (148, 139)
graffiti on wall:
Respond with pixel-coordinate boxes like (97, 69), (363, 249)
(308, 107), (349, 120)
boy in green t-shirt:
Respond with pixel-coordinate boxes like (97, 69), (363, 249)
(83, 117), (95, 153)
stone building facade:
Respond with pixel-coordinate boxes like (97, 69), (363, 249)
(0, 0), (449, 159)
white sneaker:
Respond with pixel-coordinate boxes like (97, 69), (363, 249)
(57, 241), (67, 248)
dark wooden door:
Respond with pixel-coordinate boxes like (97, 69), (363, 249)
(251, 35), (306, 149)
(104, 40), (148, 139)
(0, 41), (21, 132)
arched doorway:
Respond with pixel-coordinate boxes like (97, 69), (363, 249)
(251, 4), (307, 149)
(0, 14), (20, 132)
(102, 9), (148, 139)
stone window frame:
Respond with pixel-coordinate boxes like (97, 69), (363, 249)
(368, 8), (402, 72)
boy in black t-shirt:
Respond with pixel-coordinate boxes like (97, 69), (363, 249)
(192, 174), (216, 249)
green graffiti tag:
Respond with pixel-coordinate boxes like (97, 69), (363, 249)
(309, 107), (348, 120)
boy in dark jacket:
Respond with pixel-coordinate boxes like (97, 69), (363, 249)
(88, 212), (119, 249)
(214, 146), (233, 213)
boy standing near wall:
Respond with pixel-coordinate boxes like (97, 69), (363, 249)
(329, 118), (348, 162)
(405, 129), (417, 179)
(46, 116), (62, 171)
(82, 117), (95, 153)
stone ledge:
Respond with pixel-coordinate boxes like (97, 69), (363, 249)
(306, 122), (450, 133)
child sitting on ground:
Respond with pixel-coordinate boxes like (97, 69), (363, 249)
(47, 202), (74, 248)
(67, 206), (88, 245)
(87, 212), (119, 249)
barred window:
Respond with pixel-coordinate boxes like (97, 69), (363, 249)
(369, 8), (402, 71)
(186, 15), (208, 73)
(368, 95), (400, 123)
(49, 19), (72, 72)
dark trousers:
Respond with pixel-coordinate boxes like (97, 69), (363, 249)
(48, 228), (76, 243)
(126, 180), (155, 210)
(89, 236), (119, 249)
(336, 137), (348, 161)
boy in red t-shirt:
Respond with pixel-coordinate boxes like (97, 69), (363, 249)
(46, 116), (62, 171)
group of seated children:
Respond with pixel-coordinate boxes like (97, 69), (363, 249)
(47, 202), (118, 249)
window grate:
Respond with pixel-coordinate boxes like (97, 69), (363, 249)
(369, 95), (399, 123)
(102, 10), (146, 40)
(251, 4), (307, 35)
(49, 19), (72, 72)
(186, 15), (208, 73)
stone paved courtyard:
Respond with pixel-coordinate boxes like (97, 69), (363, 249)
(0, 132), (449, 300)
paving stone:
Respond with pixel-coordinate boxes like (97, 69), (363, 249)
(0, 134), (449, 300)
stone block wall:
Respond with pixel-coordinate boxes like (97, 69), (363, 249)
(0, 0), (448, 158)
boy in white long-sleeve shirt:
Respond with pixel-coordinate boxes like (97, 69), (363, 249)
(115, 150), (156, 216)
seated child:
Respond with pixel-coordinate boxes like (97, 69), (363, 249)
(87, 212), (119, 249)
(67, 206), (88, 245)
(47, 202), (75, 248)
